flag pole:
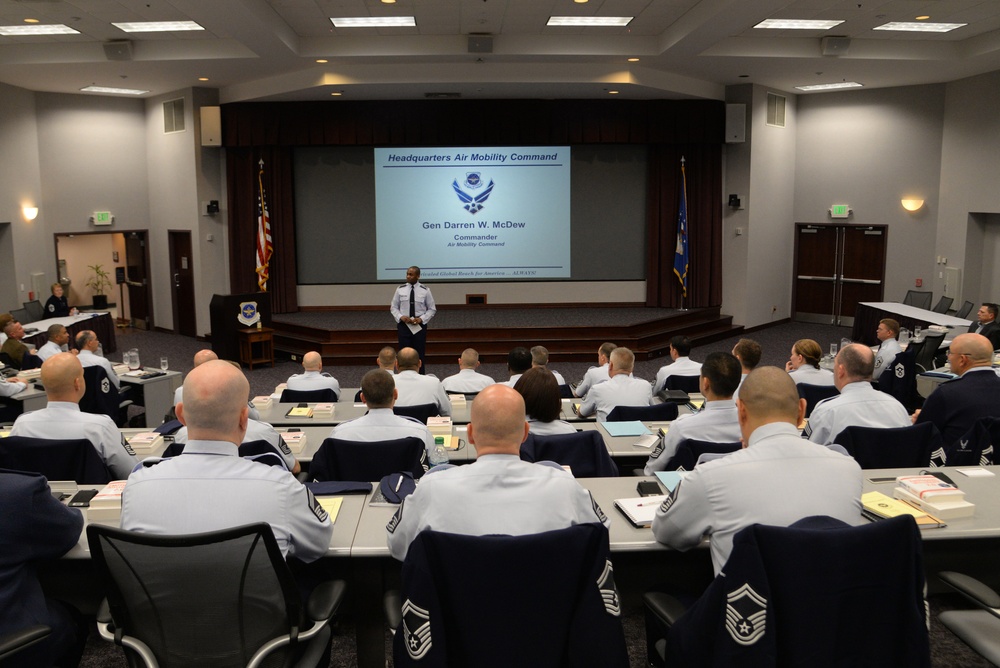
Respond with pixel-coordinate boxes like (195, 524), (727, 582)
(673, 156), (689, 312)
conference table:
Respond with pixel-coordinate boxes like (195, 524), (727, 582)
(12, 311), (119, 354)
(852, 301), (971, 346)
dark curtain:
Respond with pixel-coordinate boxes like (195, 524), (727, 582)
(226, 147), (298, 313)
(645, 144), (723, 309)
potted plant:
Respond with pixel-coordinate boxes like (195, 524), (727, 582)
(86, 263), (113, 310)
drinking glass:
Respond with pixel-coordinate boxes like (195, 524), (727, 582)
(128, 348), (141, 371)
(160, 356), (169, 371)
(914, 325), (923, 340)
(829, 343), (838, 357)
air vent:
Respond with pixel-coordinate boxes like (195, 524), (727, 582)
(766, 92), (786, 128)
(163, 98), (185, 133)
(425, 92), (461, 99)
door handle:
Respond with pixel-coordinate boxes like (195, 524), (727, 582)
(173, 273), (180, 287)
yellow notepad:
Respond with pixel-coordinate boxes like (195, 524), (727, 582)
(861, 491), (945, 528)
(316, 496), (343, 524)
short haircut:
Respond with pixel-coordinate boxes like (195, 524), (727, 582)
(738, 367), (801, 423)
(530, 345), (549, 366)
(837, 344), (874, 380)
(50, 282), (62, 293)
(879, 318), (900, 337)
(732, 339), (762, 369)
(361, 369), (395, 406)
(984, 303), (999, 319)
(397, 347), (420, 370)
(75, 330), (96, 349)
(610, 347), (635, 373)
(599, 342), (617, 359)
(670, 336), (692, 357)
(3, 320), (18, 335)
(46, 323), (66, 339)
(507, 346), (532, 374)
(459, 348), (479, 368)
(793, 339), (823, 370)
(378, 346), (397, 367)
(409, 265), (421, 277)
(514, 367), (561, 423)
(700, 352), (742, 397)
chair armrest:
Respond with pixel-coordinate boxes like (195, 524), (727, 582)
(643, 591), (689, 628)
(295, 471), (311, 484)
(306, 579), (347, 622)
(384, 590), (403, 630)
(97, 599), (113, 625)
(939, 571), (1000, 613)
(0, 625), (50, 662)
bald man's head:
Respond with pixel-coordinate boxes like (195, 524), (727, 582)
(303, 351), (322, 371)
(467, 384), (529, 456)
(40, 353), (85, 402)
(177, 360), (250, 443)
(397, 347), (420, 371)
(192, 349), (219, 367)
(378, 347), (397, 370)
(737, 367), (803, 438)
(949, 333), (994, 374)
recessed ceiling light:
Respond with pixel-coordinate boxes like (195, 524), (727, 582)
(915, 15), (930, 21)
(795, 81), (863, 91)
(382, 0), (396, 3)
(547, 16), (632, 27)
(112, 21), (204, 32)
(608, 90), (619, 95)
(574, 0), (589, 3)
(754, 19), (844, 30)
(198, 77), (209, 81)
(80, 85), (148, 95)
(23, 18), (39, 24)
(315, 58), (328, 63)
(0, 24), (80, 35)
(874, 21), (965, 33)
(627, 57), (639, 62)
(331, 17), (415, 28)
(331, 92), (343, 96)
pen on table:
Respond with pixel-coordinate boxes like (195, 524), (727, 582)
(394, 476), (403, 493)
(636, 500), (663, 507)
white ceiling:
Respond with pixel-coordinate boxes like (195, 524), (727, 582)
(1, 0), (999, 101)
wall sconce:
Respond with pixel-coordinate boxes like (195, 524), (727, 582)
(901, 198), (924, 212)
(22, 205), (38, 221)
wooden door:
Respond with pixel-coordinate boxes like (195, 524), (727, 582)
(794, 224), (841, 324)
(124, 232), (152, 329)
(839, 226), (886, 319)
(168, 231), (197, 338)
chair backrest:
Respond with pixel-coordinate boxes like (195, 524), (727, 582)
(87, 522), (303, 668)
(393, 524), (629, 668)
(902, 290), (933, 310)
(160, 439), (288, 469)
(393, 403), (437, 424)
(558, 384), (575, 398)
(665, 515), (929, 667)
(931, 296), (954, 314)
(22, 300), (44, 322)
(79, 365), (121, 425)
(833, 422), (944, 469)
(0, 435), (112, 484)
(663, 439), (741, 472)
(520, 431), (618, 477)
(18, 353), (42, 371)
(354, 389), (363, 402)
(8, 308), (29, 325)
(664, 375), (701, 393)
(877, 348), (921, 413)
(311, 436), (427, 481)
(606, 403), (678, 422)
(954, 300), (975, 319)
(913, 331), (945, 372)
(948, 416), (1000, 467)
(796, 383), (839, 418)
(280, 387), (338, 403)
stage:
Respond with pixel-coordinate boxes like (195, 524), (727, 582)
(271, 306), (739, 366)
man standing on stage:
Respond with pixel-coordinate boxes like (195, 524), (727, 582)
(390, 266), (436, 373)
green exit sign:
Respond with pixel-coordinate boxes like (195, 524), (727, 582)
(830, 204), (850, 218)
(93, 211), (112, 226)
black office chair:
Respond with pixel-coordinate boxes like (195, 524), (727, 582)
(913, 330), (945, 372)
(393, 403), (438, 424)
(22, 300), (44, 322)
(79, 365), (132, 427)
(931, 296), (954, 314)
(87, 522), (347, 668)
(902, 290), (933, 310)
(662, 438), (741, 472)
(445, 390), (480, 401)
(0, 625), (52, 663)
(796, 383), (839, 418)
(954, 300), (975, 319)
(353, 389), (363, 402)
(644, 515), (929, 667)
(8, 308), (29, 325)
(947, 416), (1000, 467)
(664, 375), (701, 394)
(280, 387), (338, 403)
(310, 436), (427, 482)
(520, 431), (618, 477)
(606, 403), (679, 422)
(385, 524), (629, 668)
(833, 422), (945, 469)
(0, 436), (112, 484)
(159, 439), (289, 470)
(937, 571), (1000, 666)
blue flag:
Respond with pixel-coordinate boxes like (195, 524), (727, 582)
(673, 161), (689, 297)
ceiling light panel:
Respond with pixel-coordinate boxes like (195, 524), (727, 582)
(754, 19), (845, 30)
(546, 17), (633, 27)
(873, 22), (966, 33)
(112, 21), (205, 32)
(331, 17), (416, 28)
(81, 85), (148, 95)
(795, 82), (863, 91)
(0, 24), (80, 35)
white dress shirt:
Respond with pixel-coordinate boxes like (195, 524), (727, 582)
(653, 357), (703, 394)
(77, 349), (120, 389)
(578, 374), (653, 422)
(788, 365), (835, 387)
(441, 368), (495, 393)
(574, 364), (610, 398)
(286, 370), (341, 397)
(390, 282), (436, 324)
(643, 400), (742, 474)
(329, 407), (436, 453)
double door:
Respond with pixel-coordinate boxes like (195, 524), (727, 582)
(793, 223), (887, 326)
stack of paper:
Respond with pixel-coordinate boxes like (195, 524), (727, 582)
(88, 480), (127, 525)
(281, 431), (307, 454)
(861, 491), (946, 528)
(312, 402), (334, 417)
(427, 416), (453, 438)
(286, 405), (313, 418)
(893, 475), (974, 519)
(251, 395), (273, 411)
(112, 363), (131, 376)
(16, 368), (40, 380)
(449, 394), (467, 405)
(128, 432), (163, 454)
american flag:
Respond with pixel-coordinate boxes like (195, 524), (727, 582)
(255, 158), (273, 291)
(673, 157), (689, 298)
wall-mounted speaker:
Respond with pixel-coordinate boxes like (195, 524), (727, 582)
(725, 103), (746, 143)
(821, 36), (851, 57)
(103, 40), (133, 61)
(200, 106), (221, 147)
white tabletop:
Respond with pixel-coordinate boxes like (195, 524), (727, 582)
(860, 302), (972, 328)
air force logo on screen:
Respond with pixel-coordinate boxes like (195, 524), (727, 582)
(452, 173), (495, 214)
